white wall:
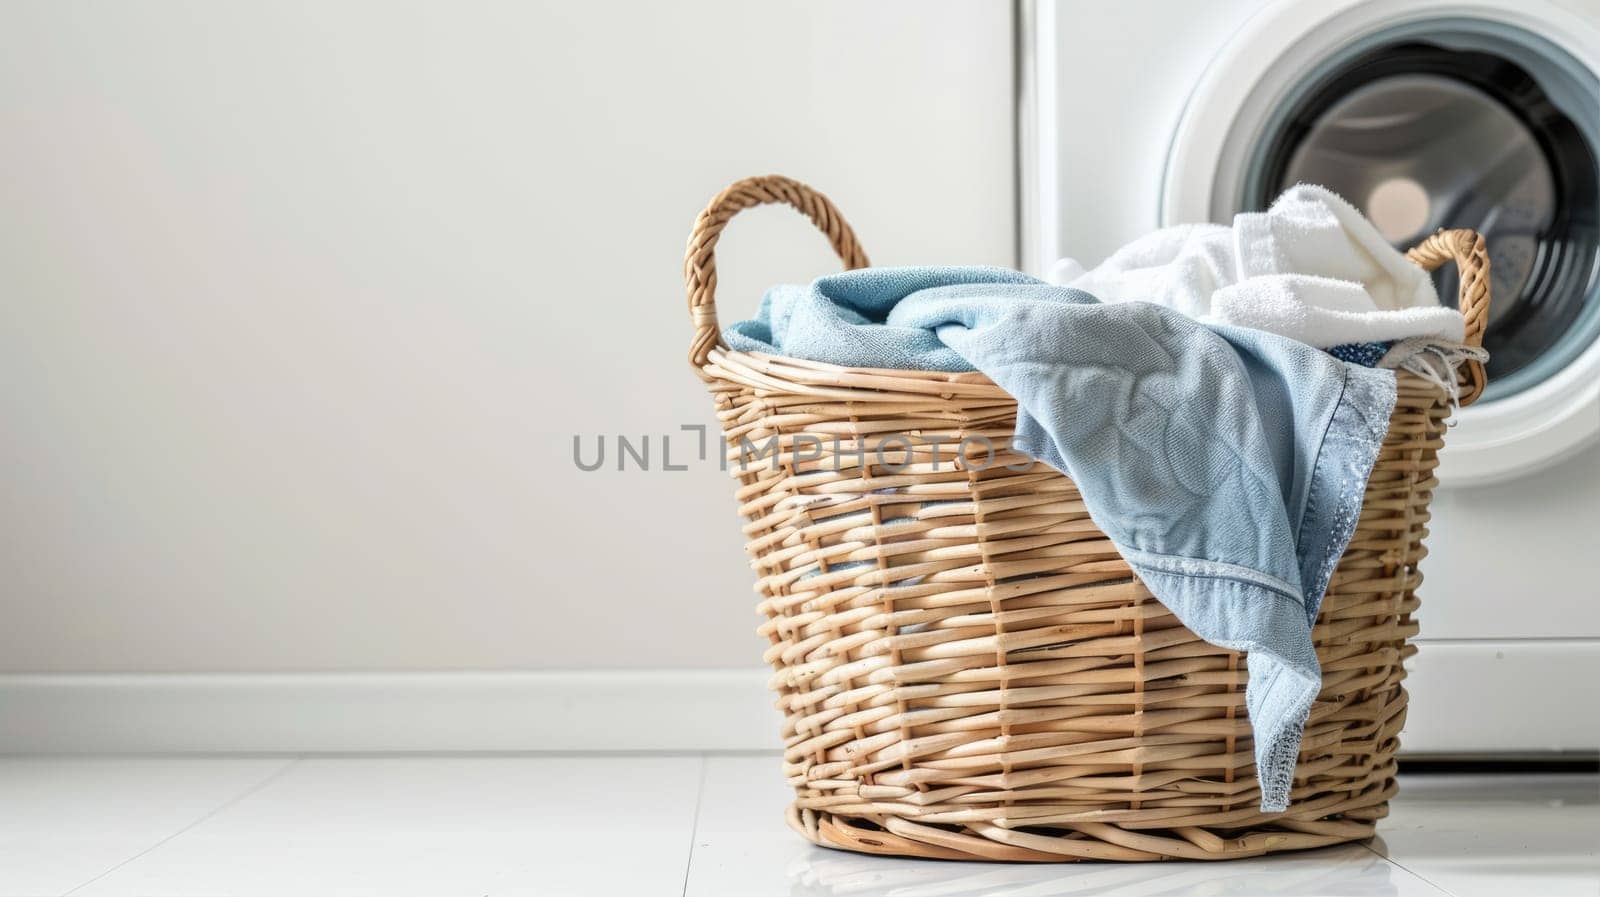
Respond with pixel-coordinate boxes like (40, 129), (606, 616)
(0, 1), (1015, 673)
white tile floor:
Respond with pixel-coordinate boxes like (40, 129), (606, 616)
(1, 755), (1594, 897)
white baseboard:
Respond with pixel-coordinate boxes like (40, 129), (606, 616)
(1400, 639), (1599, 754)
(1, 642), (1595, 754)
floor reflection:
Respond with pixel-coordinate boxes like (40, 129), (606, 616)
(785, 842), (1404, 897)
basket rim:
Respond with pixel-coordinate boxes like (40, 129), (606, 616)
(703, 346), (1452, 403)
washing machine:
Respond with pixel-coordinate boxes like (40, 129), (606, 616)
(1020, 0), (1600, 755)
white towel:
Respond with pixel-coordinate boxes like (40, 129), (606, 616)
(1050, 184), (1467, 348)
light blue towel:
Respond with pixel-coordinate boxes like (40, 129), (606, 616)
(726, 267), (1397, 812)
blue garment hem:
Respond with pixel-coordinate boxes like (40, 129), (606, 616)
(1128, 563), (1320, 813)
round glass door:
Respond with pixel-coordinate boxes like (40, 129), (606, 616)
(1245, 29), (1600, 402)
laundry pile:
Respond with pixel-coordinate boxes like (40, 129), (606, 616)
(1052, 185), (1486, 402)
(723, 185), (1483, 813)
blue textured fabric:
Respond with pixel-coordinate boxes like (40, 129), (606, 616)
(1328, 341), (1391, 367)
(725, 267), (1397, 812)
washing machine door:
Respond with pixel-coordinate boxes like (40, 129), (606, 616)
(1163, 0), (1600, 486)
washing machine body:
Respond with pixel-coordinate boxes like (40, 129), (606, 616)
(1021, 0), (1600, 755)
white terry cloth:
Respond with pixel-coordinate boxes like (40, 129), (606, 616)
(1050, 184), (1467, 348)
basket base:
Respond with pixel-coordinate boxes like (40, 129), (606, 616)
(784, 785), (1393, 862)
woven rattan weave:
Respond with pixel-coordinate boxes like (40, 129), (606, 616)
(685, 175), (1489, 862)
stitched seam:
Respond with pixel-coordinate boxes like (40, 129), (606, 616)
(1296, 366), (1396, 622)
(1294, 368), (1348, 577)
(1122, 550), (1303, 604)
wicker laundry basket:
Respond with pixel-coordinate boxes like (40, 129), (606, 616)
(684, 175), (1490, 862)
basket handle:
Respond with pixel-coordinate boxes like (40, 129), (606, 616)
(683, 175), (870, 369)
(1404, 228), (1491, 406)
